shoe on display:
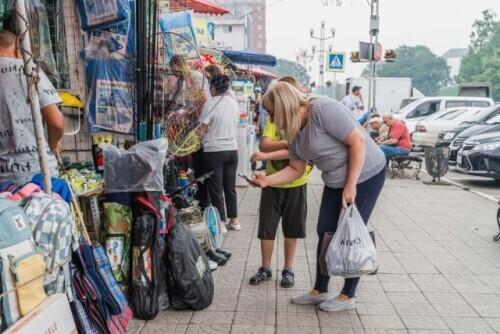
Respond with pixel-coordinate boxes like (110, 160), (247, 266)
(319, 296), (356, 312)
(291, 291), (330, 305)
(227, 221), (242, 231)
(209, 260), (218, 271)
(206, 249), (228, 266)
(280, 269), (295, 288)
(249, 267), (272, 285)
(215, 248), (232, 259)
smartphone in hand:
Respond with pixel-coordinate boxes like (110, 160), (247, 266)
(237, 173), (258, 187)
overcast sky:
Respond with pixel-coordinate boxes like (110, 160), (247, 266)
(266, 0), (499, 81)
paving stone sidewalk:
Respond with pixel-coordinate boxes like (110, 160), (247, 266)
(130, 172), (500, 334)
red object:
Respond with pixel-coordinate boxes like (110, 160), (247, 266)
(389, 120), (412, 151)
(236, 64), (278, 78)
(170, 0), (230, 15)
(374, 42), (383, 61)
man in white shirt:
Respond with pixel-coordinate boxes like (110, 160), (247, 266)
(341, 85), (364, 118)
(0, 30), (64, 185)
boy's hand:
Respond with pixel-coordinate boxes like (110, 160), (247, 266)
(251, 151), (267, 163)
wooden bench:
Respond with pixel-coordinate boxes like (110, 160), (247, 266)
(388, 155), (423, 180)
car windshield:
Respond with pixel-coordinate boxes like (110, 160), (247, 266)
(462, 107), (500, 124)
(486, 114), (500, 125)
(394, 100), (421, 114)
(436, 109), (465, 121)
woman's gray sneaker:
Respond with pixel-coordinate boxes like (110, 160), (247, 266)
(319, 297), (356, 312)
(290, 292), (330, 305)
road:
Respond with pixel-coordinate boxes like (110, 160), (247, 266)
(439, 167), (500, 202)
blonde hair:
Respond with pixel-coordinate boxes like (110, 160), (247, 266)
(262, 81), (313, 142)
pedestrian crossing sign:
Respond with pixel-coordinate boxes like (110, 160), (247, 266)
(326, 52), (346, 72)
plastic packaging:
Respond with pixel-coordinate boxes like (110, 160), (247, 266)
(326, 205), (378, 278)
(76, 0), (130, 31)
(101, 139), (168, 193)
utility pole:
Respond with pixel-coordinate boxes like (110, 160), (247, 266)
(368, 0), (380, 113)
(310, 21), (335, 95)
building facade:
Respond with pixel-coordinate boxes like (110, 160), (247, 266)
(211, 0), (267, 51)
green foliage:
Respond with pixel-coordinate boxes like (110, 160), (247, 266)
(457, 9), (500, 101)
(377, 45), (451, 96)
(264, 58), (310, 86)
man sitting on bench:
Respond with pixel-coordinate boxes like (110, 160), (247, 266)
(379, 114), (412, 158)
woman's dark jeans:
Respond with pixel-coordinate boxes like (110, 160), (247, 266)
(203, 150), (239, 221)
(314, 167), (386, 298)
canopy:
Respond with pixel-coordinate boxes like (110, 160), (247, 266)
(170, 0), (230, 15)
(221, 50), (278, 67)
(235, 64), (277, 79)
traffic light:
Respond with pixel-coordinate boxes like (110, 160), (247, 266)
(384, 49), (396, 62)
(350, 51), (360, 63)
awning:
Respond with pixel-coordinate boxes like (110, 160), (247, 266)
(220, 50), (278, 67)
(235, 64), (277, 78)
(170, 0), (230, 15)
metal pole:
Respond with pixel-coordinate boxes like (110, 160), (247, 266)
(14, 0), (52, 194)
(372, 0), (380, 112)
(319, 22), (325, 95)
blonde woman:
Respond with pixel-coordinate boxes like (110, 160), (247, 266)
(253, 82), (386, 312)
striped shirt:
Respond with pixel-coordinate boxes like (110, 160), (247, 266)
(289, 97), (386, 189)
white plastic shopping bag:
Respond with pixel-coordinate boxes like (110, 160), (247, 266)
(325, 205), (378, 277)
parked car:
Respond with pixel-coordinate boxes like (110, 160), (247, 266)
(456, 131), (500, 180)
(400, 97), (421, 109)
(449, 111), (500, 164)
(438, 105), (500, 148)
(412, 107), (485, 147)
(394, 96), (494, 135)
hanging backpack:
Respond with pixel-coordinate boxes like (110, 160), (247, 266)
(0, 198), (47, 328)
(165, 215), (214, 311)
(130, 193), (162, 320)
(23, 192), (75, 296)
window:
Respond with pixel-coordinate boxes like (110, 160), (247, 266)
(223, 25), (233, 33)
(407, 101), (441, 119)
(446, 101), (468, 108)
(471, 101), (491, 108)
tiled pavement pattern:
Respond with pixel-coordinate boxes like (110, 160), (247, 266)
(130, 172), (500, 333)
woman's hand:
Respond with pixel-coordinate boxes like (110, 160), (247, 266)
(252, 173), (269, 188)
(251, 151), (267, 163)
(342, 183), (357, 208)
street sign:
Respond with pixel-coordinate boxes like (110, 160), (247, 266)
(326, 52), (345, 72)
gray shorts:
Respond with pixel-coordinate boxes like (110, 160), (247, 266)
(258, 185), (307, 240)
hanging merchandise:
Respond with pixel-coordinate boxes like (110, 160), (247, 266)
(159, 11), (198, 60)
(164, 219), (214, 310)
(100, 139), (168, 193)
(0, 198), (47, 329)
(83, 0), (136, 60)
(77, 0), (130, 31)
(103, 202), (132, 291)
(130, 194), (162, 320)
(86, 59), (136, 134)
(25, 0), (59, 83)
(23, 192), (76, 296)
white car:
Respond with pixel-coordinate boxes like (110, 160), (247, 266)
(393, 96), (494, 134)
(412, 108), (485, 147)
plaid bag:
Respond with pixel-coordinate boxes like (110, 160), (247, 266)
(69, 265), (100, 334)
(24, 193), (76, 296)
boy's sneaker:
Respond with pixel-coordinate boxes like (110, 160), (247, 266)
(319, 296), (356, 312)
(280, 269), (295, 288)
(249, 267), (272, 285)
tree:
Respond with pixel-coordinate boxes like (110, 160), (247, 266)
(264, 58), (310, 86)
(376, 45), (451, 96)
(457, 9), (500, 101)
